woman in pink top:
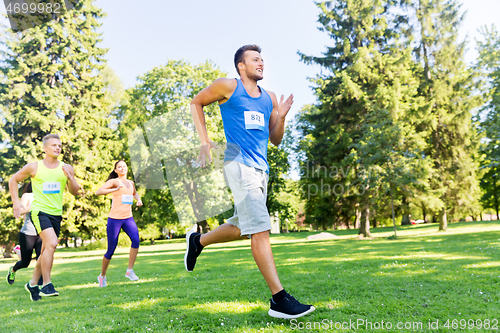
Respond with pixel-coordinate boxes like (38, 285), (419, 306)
(95, 161), (143, 287)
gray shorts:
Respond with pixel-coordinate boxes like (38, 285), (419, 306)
(223, 161), (270, 237)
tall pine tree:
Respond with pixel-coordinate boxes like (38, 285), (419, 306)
(0, 0), (117, 248)
(413, 0), (481, 230)
(297, 0), (427, 236)
(477, 25), (500, 219)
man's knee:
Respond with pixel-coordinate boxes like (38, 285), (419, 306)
(40, 235), (58, 250)
(44, 240), (58, 251)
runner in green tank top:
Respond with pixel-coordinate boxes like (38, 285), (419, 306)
(9, 134), (83, 301)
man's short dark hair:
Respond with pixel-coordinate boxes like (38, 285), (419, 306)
(234, 45), (261, 75)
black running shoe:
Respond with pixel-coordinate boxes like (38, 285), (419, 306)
(184, 231), (202, 272)
(25, 283), (41, 301)
(6, 266), (15, 285)
(268, 294), (315, 319)
(40, 283), (59, 297)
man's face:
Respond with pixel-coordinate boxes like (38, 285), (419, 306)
(241, 50), (264, 81)
(43, 138), (62, 157)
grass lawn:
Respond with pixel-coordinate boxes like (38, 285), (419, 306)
(1, 221), (500, 332)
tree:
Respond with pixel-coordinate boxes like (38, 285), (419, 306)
(297, 0), (421, 236)
(299, 0), (481, 235)
(117, 60), (229, 236)
(0, 0), (117, 247)
(413, 0), (482, 230)
(477, 25), (500, 219)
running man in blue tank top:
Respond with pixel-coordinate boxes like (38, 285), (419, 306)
(185, 45), (315, 319)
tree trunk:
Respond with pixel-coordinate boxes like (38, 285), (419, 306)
(438, 208), (447, 231)
(421, 203), (429, 223)
(358, 205), (371, 238)
(354, 207), (361, 229)
(494, 176), (499, 219)
(391, 190), (397, 237)
(401, 215), (411, 225)
(401, 195), (411, 225)
(4, 242), (13, 258)
(370, 209), (377, 228)
(63, 231), (69, 248)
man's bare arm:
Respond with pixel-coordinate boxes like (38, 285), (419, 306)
(62, 164), (83, 196)
(190, 78), (236, 167)
(269, 91), (294, 146)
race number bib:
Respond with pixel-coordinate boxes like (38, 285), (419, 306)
(43, 182), (61, 194)
(244, 111), (265, 131)
(122, 195), (133, 205)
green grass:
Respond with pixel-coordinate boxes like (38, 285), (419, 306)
(1, 221), (500, 332)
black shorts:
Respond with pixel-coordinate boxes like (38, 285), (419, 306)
(31, 211), (62, 237)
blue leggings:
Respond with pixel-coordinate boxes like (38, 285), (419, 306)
(104, 217), (140, 260)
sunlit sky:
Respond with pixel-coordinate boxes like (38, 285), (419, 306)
(1, 0), (498, 122)
(92, 0), (499, 122)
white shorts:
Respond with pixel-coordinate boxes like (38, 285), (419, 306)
(223, 161), (270, 237)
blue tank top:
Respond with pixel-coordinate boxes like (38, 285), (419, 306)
(219, 79), (273, 172)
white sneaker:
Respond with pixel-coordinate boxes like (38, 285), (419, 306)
(98, 274), (107, 287)
(125, 269), (139, 281)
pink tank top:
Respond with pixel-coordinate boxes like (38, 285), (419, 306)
(109, 179), (134, 219)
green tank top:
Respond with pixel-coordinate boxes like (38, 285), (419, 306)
(30, 160), (67, 216)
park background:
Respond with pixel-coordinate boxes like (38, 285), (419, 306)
(0, 1), (500, 332)
(0, 0), (500, 251)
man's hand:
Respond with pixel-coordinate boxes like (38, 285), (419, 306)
(13, 200), (22, 219)
(62, 164), (84, 196)
(62, 164), (74, 180)
(197, 140), (218, 168)
(277, 94), (294, 119)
